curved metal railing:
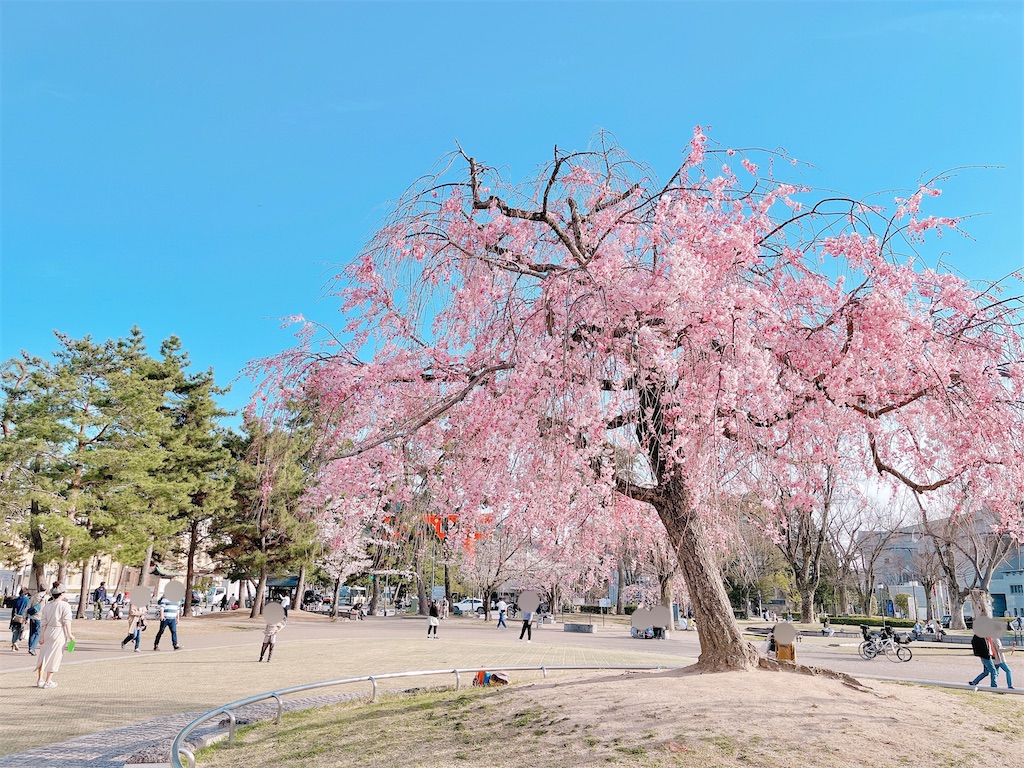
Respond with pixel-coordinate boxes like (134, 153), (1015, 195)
(170, 663), (680, 768)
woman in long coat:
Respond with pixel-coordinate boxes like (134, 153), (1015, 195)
(36, 583), (76, 689)
(120, 603), (147, 652)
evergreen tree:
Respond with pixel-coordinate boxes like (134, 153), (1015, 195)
(211, 414), (318, 618)
(0, 329), (175, 614)
(156, 337), (235, 617)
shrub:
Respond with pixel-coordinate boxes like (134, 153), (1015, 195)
(828, 616), (917, 629)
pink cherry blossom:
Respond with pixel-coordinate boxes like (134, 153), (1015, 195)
(256, 133), (1024, 672)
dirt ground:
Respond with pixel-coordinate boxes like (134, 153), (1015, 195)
(194, 665), (1024, 768)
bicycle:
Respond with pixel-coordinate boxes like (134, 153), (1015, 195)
(859, 624), (913, 662)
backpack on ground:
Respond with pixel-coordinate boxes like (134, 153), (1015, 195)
(473, 670), (509, 686)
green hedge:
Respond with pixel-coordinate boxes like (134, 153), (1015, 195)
(828, 616), (917, 629)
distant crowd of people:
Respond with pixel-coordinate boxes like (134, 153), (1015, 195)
(14, 581), (1024, 699)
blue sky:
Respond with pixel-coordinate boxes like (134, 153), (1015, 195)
(3, 1), (1021, 420)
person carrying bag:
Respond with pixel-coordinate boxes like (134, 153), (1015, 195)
(120, 604), (147, 652)
(10, 588), (29, 651)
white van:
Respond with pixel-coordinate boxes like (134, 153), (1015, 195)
(208, 586), (238, 609)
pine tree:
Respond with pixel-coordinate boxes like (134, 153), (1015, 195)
(156, 337), (234, 617)
(0, 329), (176, 614)
(211, 414), (318, 618)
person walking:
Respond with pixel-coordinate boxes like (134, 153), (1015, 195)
(36, 583), (75, 689)
(26, 589), (46, 656)
(92, 581), (108, 619)
(518, 609), (533, 643)
(992, 636), (1014, 689)
(153, 597), (182, 651)
(120, 603), (147, 652)
(969, 632), (998, 688)
(259, 618), (285, 661)
(496, 598), (508, 629)
(10, 587), (29, 651)
(1011, 616), (1024, 647)
(427, 600), (440, 638)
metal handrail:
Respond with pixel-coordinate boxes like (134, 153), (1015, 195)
(169, 663), (679, 768)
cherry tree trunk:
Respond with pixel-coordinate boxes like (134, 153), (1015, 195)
(799, 587), (815, 623)
(368, 575), (380, 615)
(415, 551), (428, 615)
(948, 585), (968, 630)
(970, 588), (993, 618)
(922, 581), (936, 622)
(838, 584), (850, 616)
(861, 588), (874, 616)
(616, 561), (626, 615)
(659, 574), (673, 609)
(330, 577), (341, 618)
(655, 485), (758, 671)
(443, 562), (451, 606)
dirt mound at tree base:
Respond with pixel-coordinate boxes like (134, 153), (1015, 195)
(195, 667), (1024, 768)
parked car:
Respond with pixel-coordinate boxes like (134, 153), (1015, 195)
(941, 614), (973, 629)
(452, 598), (485, 615)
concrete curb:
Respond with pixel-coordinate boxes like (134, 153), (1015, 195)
(124, 731), (227, 768)
(860, 674), (1024, 694)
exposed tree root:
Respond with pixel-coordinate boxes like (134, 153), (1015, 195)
(756, 656), (870, 692)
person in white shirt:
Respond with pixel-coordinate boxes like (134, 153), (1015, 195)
(496, 599), (508, 629)
(153, 598), (182, 651)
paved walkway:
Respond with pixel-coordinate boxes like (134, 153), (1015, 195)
(0, 690), (366, 768)
(0, 611), (1010, 767)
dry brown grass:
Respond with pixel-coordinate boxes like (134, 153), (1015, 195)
(194, 667), (1024, 768)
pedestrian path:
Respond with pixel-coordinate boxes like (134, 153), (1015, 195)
(0, 690), (366, 768)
